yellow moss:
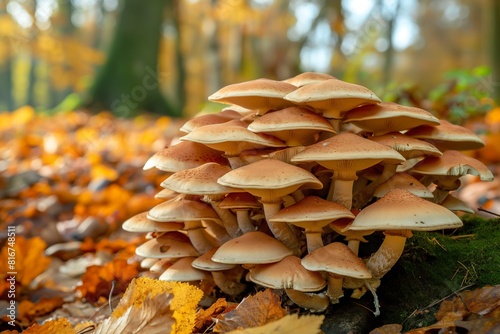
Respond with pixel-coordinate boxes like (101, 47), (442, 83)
(112, 277), (203, 334)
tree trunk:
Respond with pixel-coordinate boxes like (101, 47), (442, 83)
(84, 0), (180, 117)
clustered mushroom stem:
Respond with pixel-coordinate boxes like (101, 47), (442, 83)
(347, 239), (361, 256)
(365, 231), (412, 279)
(353, 164), (399, 208)
(202, 220), (231, 245)
(262, 201), (301, 256)
(208, 201), (242, 238)
(226, 156), (247, 169)
(185, 225), (214, 254)
(326, 273), (344, 303)
(235, 210), (256, 233)
(305, 232), (324, 253)
(211, 271), (247, 296)
(330, 178), (356, 209)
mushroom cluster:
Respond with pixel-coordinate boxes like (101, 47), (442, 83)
(123, 72), (494, 314)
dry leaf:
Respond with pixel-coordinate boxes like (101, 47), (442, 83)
(226, 314), (324, 334)
(2, 318), (76, 334)
(103, 277), (203, 334)
(369, 324), (403, 334)
(17, 297), (64, 326)
(213, 289), (287, 332)
(194, 298), (228, 332)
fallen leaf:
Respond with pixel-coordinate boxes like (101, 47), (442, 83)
(17, 297), (65, 327)
(213, 289), (287, 332)
(226, 314), (324, 334)
(194, 298), (228, 332)
(2, 318), (76, 334)
(369, 324), (403, 334)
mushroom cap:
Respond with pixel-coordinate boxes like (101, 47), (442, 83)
(248, 255), (326, 292)
(269, 196), (354, 230)
(122, 211), (184, 233)
(143, 141), (229, 172)
(211, 231), (293, 264)
(343, 102), (440, 134)
(283, 79), (381, 118)
(440, 194), (475, 214)
(180, 119), (286, 156)
(218, 192), (261, 210)
(301, 242), (372, 279)
(247, 107), (336, 144)
(405, 120), (485, 151)
(154, 188), (179, 200)
(159, 256), (211, 281)
(161, 162), (238, 196)
(147, 198), (221, 223)
(149, 258), (176, 273)
(135, 232), (200, 258)
(291, 133), (405, 172)
(347, 189), (463, 231)
(411, 150), (494, 182)
(191, 247), (235, 271)
(369, 132), (442, 159)
(217, 158), (323, 202)
(208, 78), (297, 112)
(179, 110), (242, 133)
(374, 173), (434, 198)
(283, 72), (336, 87)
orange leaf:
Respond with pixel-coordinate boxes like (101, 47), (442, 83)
(194, 298), (229, 332)
(17, 297), (64, 327)
(3, 318), (76, 334)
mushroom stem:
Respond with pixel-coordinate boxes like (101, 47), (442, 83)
(234, 210), (256, 233)
(365, 230), (412, 279)
(211, 271), (247, 296)
(184, 221), (215, 254)
(347, 240), (361, 255)
(305, 231), (324, 253)
(330, 178), (356, 209)
(353, 164), (398, 208)
(261, 200), (301, 256)
(226, 156), (247, 169)
(202, 220), (231, 245)
(326, 273), (344, 303)
(206, 199), (242, 238)
(285, 289), (329, 312)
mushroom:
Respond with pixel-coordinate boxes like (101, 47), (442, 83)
(247, 107), (336, 146)
(283, 78), (381, 132)
(301, 242), (371, 304)
(283, 72), (336, 87)
(218, 192), (261, 233)
(291, 133), (405, 209)
(135, 231), (200, 259)
(440, 193), (475, 214)
(159, 256), (213, 290)
(373, 173), (434, 199)
(192, 247), (246, 296)
(180, 120), (286, 168)
(269, 196), (354, 253)
(208, 78), (297, 115)
(179, 109), (242, 133)
(247, 255), (328, 312)
(343, 102), (441, 136)
(122, 211), (184, 233)
(217, 158), (323, 255)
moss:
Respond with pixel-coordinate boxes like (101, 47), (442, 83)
(374, 216), (500, 331)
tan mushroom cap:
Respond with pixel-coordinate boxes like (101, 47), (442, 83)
(291, 133), (405, 172)
(301, 242), (372, 279)
(374, 173), (434, 198)
(122, 211), (184, 233)
(411, 150), (494, 182)
(191, 247), (235, 271)
(208, 78), (297, 113)
(369, 132), (442, 159)
(135, 232), (200, 258)
(283, 79), (381, 119)
(149, 258), (176, 273)
(247, 107), (336, 146)
(218, 192), (261, 210)
(346, 189), (463, 231)
(217, 158), (323, 202)
(155, 188), (179, 200)
(248, 255), (326, 292)
(269, 196), (354, 230)
(179, 119), (286, 157)
(405, 120), (485, 151)
(440, 194), (474, 214)
(179, 110), (242, 133)
(147, 198), (221, 223)
(211, 231), (293, 264)
(343, 102), (440, 135)
(159, 256), (211, 281)
(283, 72), (336, 87)
(143, 141), (229, 172)
(160, 162), (238, 196)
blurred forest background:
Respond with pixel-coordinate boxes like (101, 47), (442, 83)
(0, 0), (499, 119)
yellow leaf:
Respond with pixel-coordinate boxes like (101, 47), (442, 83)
(6, 318), (76, 334)
(226, 314), (324, 334)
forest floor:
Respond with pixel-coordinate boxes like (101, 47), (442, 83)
(0, 107), (499, 333)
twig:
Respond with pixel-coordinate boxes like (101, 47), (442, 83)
(450, 234), (476, 240)
(477, 207), (500, 217)
(109, 280), (116, 313)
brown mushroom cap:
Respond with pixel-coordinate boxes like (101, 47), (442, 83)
(160, 162), (238, 196)
(301, 242), (372, 279)
(283, 79), (381, 119)
(248, 255), (326, 292)
(283, 72), (336, 87)
(122, 211), (184, 233)
(191, 247), (235, 271)
(179, 119), (286, 157)
(143, 141), (229, 172)
(211, 231), (293, 264)
(373, 173), (434, 198)
(369, 132), (442, 159)
(247, 107), (336, 145)
(405, 120), (485, 151)
(159, 256), (211, 281)
(217, 158), (323, 202)
(179, 110), (242, 133)
(147, 198), (221, 223)
(208, 78), (297, 113)
(347, 189), (463, 231)
(218, 192), (261, 210)
(343, 102), (440, 135)
(135, 232), (200, 258)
